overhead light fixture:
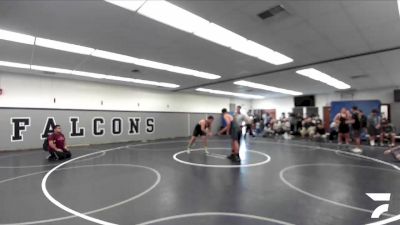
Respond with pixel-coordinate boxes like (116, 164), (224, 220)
(0, 59), (179, 88)
(31, 65), (73, 74)
(35, 38), (95, 55)
(70, 70), (108, 79)
(230, 40), (293, 65)
(103, 75), (179, 88)
(188, 70), (220, 80)
(0, 27), (221, 80)
(130, 78), (180, 88)
(196, 88), (264, 99)
(398, 0), (400, 17)
(104, 0), (146, 11)
(135, 58), (176, 71)
(108, 0), (293, 65)
(0, 60), (30, 69)
(137, 0), (210, 33)
(296, 68), (351, 89)
(91, 50), (220, 79)
(231, 40), (273, 58)
(0, 28), (35, 45)
(194, 23), (247, 48)
(234, 80), (303, 96)
(258, 51), (293, 65)
(91, 50), (141, 64)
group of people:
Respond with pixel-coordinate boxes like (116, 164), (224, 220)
(333, 107), (397, 153)
(247, 108), (397, 154)
(45, 106), (398, 163)
(256, 112), (326, 140)
(186, 104), (399, 163)
(187, 106), (245, 162)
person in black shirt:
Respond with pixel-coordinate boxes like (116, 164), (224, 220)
(314, 118), (326, 139)
(359, 110), (367, 129)
(334, 108), (351, 144)
(380, 118), (396, 147)
(350, 106), (362, 153)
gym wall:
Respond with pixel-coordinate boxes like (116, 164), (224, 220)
(0, 71), (246, 151)
(0, 108), (221, 151)
(0, 71), (251, 113)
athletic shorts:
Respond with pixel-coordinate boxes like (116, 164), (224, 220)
(50, 150), (71, 160)
(192, 124), (206, 137)
(368, 127), (380, 136)
(230, 123), (241, 141)
(338, 124), (350, 134)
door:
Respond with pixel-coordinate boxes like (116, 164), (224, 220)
(264, 109), (276, 120)
(323, 106), (331, 130)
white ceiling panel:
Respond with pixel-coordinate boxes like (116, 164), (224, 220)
(31, 47), (88, 70)
(283, 0), (343, 19)
(169, 1), (249, 23)
(0, 0), (398, 95)
(359, 21), (400, 50)
(0, 0), (129, 46)
(341, 0), (399, 29)
(299, 39), (342, 59)
(377, 51), (400, 85)
(0, 40), (33, 64)
(75, 57), (132, 75)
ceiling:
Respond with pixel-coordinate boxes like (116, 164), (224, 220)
(0, 0), (399, 97)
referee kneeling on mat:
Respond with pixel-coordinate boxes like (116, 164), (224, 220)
(48, 125), (72, 161)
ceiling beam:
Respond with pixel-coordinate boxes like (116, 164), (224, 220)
(174, 45), (400, 92)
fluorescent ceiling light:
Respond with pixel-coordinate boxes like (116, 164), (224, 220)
(0, 27), (221, 80)
(258, 51), (293, 65)
(194, 23), (247, 48)
(90, 52), (221, 80)
(137, 0), (210, 33)
(134, 59), (221, 80)
(130, 78), (180, 88)
(0, 59), (179, 88)
(31, 65), (73, 74)
(94, 50), (221, 80)
(71, 70), (108, 79)
(189, 71), (220, 80)
(136, 59), (221, 79)
(103, 75), (132, 82)
(109, 0), (293, 65)
(234, 80), (303, 96)
(103, 75), (179, 88)
(91, 50), (141, 64)
(231, 40), (273, 58)
(135, 58), (176, 71)
(35, 38), (94, 55)
(398, 0), (400, 17)
(231, 40), (293, 65)
(0, 28), (35, 45)
(296, 68), (351, 90)
(196, 88), (264, 99)
(105, 0), (146, 11)
(0, 60), (30, 69)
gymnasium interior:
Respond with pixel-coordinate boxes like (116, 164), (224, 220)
(0, 1), (400, 225)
